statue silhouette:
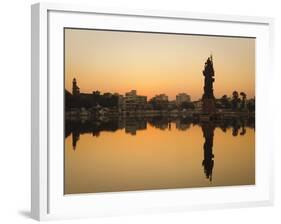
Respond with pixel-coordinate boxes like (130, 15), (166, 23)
(202, 55), (216, 114)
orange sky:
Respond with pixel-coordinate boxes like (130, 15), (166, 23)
(65, 28), (255, 101)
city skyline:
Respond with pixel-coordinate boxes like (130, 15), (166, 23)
(65, 29), (255, 101)
(68, 78), (254, 103)
(64, 29), (255, 194)
(69, 78), (192, 102)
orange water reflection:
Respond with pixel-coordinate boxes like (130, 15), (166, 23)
(64, 119), (255, 194)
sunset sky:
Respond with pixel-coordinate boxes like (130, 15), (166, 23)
(65, 28), (255, 101)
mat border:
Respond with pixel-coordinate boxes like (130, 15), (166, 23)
(31, 2), (274, 221)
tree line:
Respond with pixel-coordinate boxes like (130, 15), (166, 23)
(218, 91), (255, 112)
(65, 90), (255, 112)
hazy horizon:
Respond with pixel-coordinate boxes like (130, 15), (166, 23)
(65, 28), (255, 101)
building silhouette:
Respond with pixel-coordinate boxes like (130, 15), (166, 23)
(176, 93), (191, 106)
(123, 90), (147, 111)
(72, 78), (80, 96)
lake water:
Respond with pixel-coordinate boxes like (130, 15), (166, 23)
(64, 117), (255, 194)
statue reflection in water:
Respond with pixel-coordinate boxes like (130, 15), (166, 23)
(72, 130), (80, 151)
(66, 117), (253, 181)
(201, 122), (215, 182)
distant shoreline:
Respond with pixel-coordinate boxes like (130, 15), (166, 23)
(65, 108), (255, 121)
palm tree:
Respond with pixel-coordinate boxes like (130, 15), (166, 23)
(232, 91), (240, 110)
(240, 92), (247, 110)
(221, 94), (230, 109)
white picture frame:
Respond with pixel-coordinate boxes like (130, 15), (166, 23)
(31, 2), (275, 221)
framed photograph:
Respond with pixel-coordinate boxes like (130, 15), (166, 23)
(31, 2), (274, 221)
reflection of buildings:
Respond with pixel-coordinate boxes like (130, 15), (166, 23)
(176, 93), (191, 106)
(66, 56), (254, 187)
(65, 117), (253, 151)
(152, 122), (168, 130)
(175, 120), (191, 131)
(125, 119), (147, 135)
(201, 123), (215, 181)
(149, 116), (170, 130)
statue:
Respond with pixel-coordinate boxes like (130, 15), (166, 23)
(202, 55), (216, 114)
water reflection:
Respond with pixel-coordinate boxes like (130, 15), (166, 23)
(66, 117), (254, 139)
(201, 123), (214, 181)
(65, 116), (254, 183)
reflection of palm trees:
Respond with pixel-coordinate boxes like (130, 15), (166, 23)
(217, 118), (249, 136)
(201, 123), (215, 182)
(240, 119), (246, 136)
(66, 117), (254, 150)
(232, 126), (239, 136)
(240, 126), (246, 135)
(231, 118), (247, 137)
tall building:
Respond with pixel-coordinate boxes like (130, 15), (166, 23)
(72, 78), (80, 96)
(114, 93), (124, 113)
(150, 94), (169, 110)
(176, 93), (191, 106)
(193, 100), (203, 111)
(153, 94), (169, 101)
(124, 90), (147, 111)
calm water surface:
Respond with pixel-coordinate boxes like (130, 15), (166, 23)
(64, 118), (255, 194)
